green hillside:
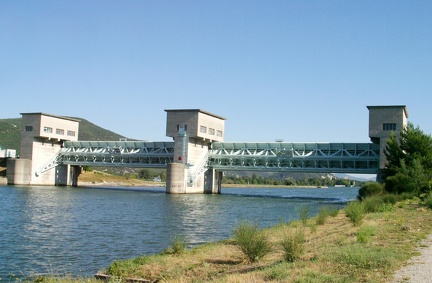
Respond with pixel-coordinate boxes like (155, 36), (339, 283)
(0, 116), (131, 155)
(0, 118), (21, 153)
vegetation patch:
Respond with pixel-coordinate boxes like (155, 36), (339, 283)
(232, 221), (271, 263)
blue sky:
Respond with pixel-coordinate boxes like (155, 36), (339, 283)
(1, 1), (431, 143)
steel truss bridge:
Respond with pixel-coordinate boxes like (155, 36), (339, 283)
(38, 141), (380, 175)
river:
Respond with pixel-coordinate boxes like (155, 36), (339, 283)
(0, 185), (359, 279)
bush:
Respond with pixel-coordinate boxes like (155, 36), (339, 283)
(164, 234), (187, 255)
(357, 225), (376, 243)
(358, 182), (384, 200)
(424, 193), (432, 209)
(344, 201), (364, 226)
(233, 221), (271, 262)
(298, 205), (310, 225)
(316, 206), (339, 225)
(280, 228), (305, 262)
(385, 173), (418, 195)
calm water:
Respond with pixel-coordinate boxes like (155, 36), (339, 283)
(0, 185), (359, 278)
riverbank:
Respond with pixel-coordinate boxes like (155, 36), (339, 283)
(0, 171), (339, 189)
(85, 198), (432, 283)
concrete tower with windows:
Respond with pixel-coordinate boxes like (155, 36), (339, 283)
(367, 105), (408, 180)
(7, 113), (81, 186)
(165, 109), (226, 193)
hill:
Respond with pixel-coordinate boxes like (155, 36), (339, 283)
(0, 116), (131, 155)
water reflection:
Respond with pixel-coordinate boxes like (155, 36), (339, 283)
(0, 185), (358, 277)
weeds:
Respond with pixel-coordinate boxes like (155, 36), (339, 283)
(233, 221), (271, 262)
(356, 225), (376, 243)
(424, 193), (432, 209)
(298, 205), (310, 225)
(331, 244), (398, 271)
(316, 206), (339, 225)
(344, 201), (364, 226)
(280, 228), (305, 262)
(164, 234), (187, 255)
(362, 195), (395, 213)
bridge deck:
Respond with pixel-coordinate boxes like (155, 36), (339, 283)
(39, 141), (380, 175)
(207, 142), (380, 174)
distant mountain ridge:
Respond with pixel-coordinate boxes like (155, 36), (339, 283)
(0, 116), (131, 155)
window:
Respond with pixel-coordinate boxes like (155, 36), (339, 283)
(209, 128), (215, 135)
(217, 130), (223, 137)
(383, 123), (396, 131)
(56, 128), (65, 135)
(200, 125), (207, 133)
(43, 127), (53, 133)
(25, 126), (33, 132)
(67, 130), (76, 137)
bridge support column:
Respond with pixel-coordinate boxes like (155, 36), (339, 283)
(166, 162), (187, 193)
(204, 169), (222, 194)
(55, 165), (81, 186)
(6, 158), (32, 185)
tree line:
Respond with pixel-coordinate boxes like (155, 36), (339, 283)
(360, 122), (432, 200)
(222, 173), (356, 187)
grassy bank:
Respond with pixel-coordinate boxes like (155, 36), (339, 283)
(33, 197), (432, 283)
(77, 171), (165, 187)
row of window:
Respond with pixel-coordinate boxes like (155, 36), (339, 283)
(383, 123), (396, 131)
(25, 125), (76, 137)
(200, 125), (223, 137)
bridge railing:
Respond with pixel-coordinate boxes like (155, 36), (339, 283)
(57, 141), (175, 168)
(207, 142), (380, 174)
(36, 140), (381, 175)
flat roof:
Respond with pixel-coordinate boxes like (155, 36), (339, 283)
(20, 112), (81, 122)
(164, 109), (226, 120)
(366, 105), (408, 118)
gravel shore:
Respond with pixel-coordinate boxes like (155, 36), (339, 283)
(392, 233), (432, 283)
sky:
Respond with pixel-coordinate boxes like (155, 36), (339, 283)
(1, 1), (431, 143)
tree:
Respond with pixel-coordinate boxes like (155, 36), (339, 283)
(383, 122), (432, 194)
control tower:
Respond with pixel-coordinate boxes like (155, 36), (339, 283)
(7, 113), (81, 186)
(165, 109), (226, 193)
(367, 105), (408, 180)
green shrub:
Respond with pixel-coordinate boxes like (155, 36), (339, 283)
(380, 193), (398, 205)
(362, 195), (395, 213)
(233, 221), (271, 262)
(424, 193), (432, 209)
(298, 205), (310, 225)
(164, 234), (187, 255)
(357, 225), (376, 243)
(385, 173), (418, 195)
(358, 182), (384, 200)
(316, 206), (338, 225)
(327, 206), (340, 217)
(280, 228), (305, 262)
(344, 201), (364, 226)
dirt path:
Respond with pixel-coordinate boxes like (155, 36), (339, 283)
(392, 234), (432, 283)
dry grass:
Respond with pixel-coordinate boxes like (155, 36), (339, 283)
(98, 200), (432, 283)
(77, 171), (164, 187)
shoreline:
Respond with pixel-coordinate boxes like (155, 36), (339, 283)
(1, 176), (344, 190)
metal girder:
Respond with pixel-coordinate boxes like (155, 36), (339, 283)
(207, 142), (380, 174)
(57, 141), (175, 168)
(37, 140), (381, 176)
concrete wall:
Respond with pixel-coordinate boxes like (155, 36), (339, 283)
(8, 113), (80, 186)
(165, 109), (226, 194)
(367, 105), (408, 170)
(165, 109), (226, 142)
(6, 158), (31, 185)
(166, 162), (186, 193)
